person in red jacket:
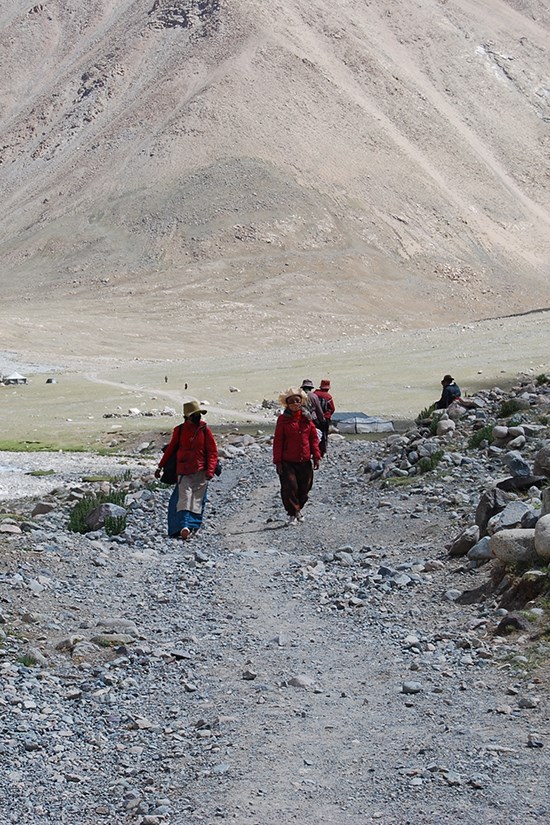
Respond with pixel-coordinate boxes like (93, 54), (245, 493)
(155, 399), (218, 539)
(273, 387), (321, 526)
(313, 378), (335, 455)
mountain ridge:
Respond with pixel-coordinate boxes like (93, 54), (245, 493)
(1, 0), (549, 355)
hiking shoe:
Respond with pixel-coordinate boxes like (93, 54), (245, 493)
(286, 516), (298, 527)
(296, 512), (305, 522)
(180, 527), (191, 540)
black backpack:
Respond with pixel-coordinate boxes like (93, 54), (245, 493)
(159, 425), (182, 485)
(317, 395), (330, 415)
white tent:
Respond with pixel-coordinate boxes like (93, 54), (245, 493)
(4, 372), (27, 385)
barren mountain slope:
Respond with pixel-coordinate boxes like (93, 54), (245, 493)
(0, 0), (549, 356)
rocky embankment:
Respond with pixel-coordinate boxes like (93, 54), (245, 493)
(1, 376), (550, 825)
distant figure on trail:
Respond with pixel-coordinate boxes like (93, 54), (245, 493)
(164, 375), (168, 383)
(313, 379), (335, 455)
(155, 399), (218, 540)
(273, 387), (321, 526)
(435, 374), (461, 409)
(300, 378), (326, 454)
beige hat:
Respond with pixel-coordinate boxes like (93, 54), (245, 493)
(278, 387), (307, 406)
(183, 399), (207, 417)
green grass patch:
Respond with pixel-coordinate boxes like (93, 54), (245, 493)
(27, 469), (55, 477)
(536, 373), (548, 386)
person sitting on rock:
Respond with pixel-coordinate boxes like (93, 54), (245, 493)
(435, 374), (461, 409)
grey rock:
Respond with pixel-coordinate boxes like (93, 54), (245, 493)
(487, 500), (532, 534)
(502, 450), (531, 478)
(31, 501), (56, 516)
(85, 503), (126, 531)
(402, 681), (423, 694)
(534, 514), (550, 560)
(467, 536), (492, 561)
(475, 488), (511, 537)
(449, 525), (479, 558)
(533, 443), (550, 477)
(490, 529), (537, 565)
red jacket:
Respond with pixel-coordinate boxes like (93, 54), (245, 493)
(160, 420), (218, 478)
(313, 389), (335, 420)
(273, 409), (321, 464)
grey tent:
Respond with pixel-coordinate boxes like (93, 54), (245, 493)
(332, 411), (394, 434)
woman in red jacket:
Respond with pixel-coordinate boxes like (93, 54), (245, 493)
(273, 387), (321, 526)
(155, 399), (218, 539)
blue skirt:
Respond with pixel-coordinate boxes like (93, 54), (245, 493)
(167, 485), (207, 537)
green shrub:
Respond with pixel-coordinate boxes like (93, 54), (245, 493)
(104, 515), (127, 536)
(536, 374), (548, 386)
(68, 491), (126, 534)
(468, 425), (494, 449)
(417, 449), (444, 474)
(415, 404), (436, 424)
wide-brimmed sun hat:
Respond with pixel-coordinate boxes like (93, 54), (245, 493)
(319, 379), (331, 390)
(183, 399), (207, 417)
(278, 387), (307, 406)
(301, 378), (314, 390)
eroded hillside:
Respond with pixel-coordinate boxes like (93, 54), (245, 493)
(0, 0), (549, 354)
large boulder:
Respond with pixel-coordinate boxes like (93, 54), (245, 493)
(487, 501), (534, 535)
(490, 529), (537, 565)
(534, 514), (550, 560)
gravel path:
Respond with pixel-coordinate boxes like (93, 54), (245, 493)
(0, 439), (549, 824)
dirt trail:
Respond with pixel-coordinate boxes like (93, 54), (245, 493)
(178, 452), (549, 824)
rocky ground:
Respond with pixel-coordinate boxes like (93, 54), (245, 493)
(1, 377), (550, 824)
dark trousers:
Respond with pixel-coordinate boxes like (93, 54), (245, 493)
(319, 420), (329, 456)
(279, 460), (314, 517)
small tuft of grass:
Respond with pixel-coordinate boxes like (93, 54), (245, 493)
(468, 425), (494, 449)
(17, 653), (38, 667)
(104, 515), (127, 536)
(498, 398), (524, 418)
(417, 450), (444, 474)
(536, 373), (548, 386)
(27, 469), (55, 477)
